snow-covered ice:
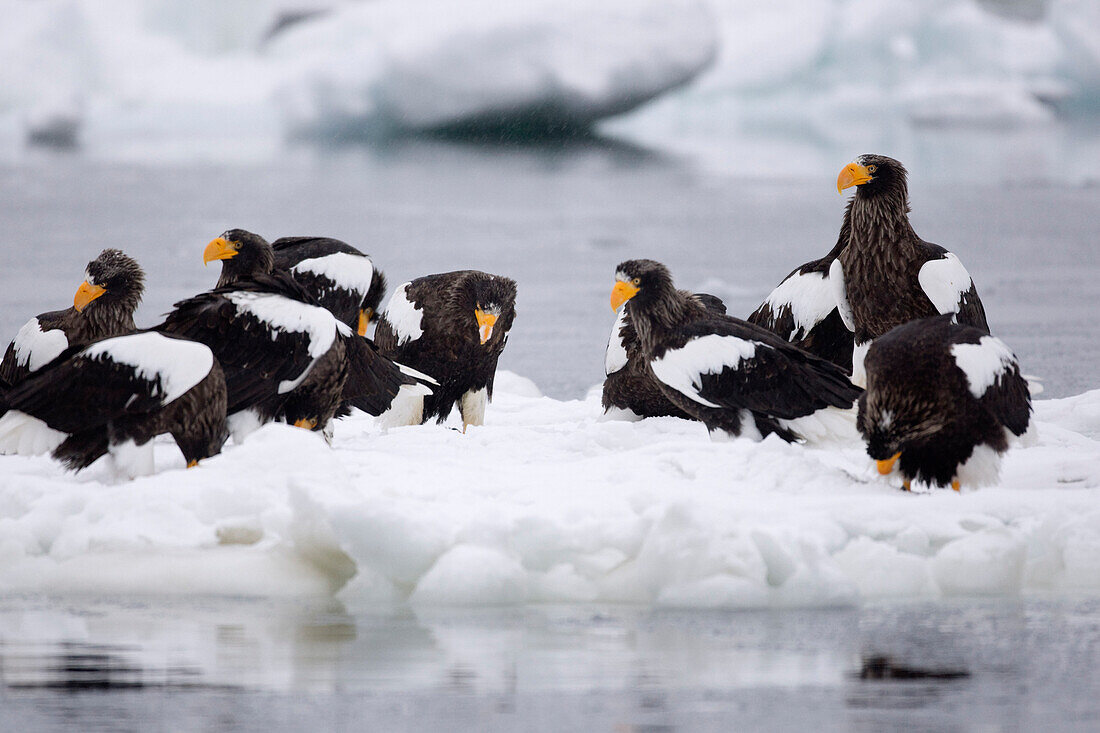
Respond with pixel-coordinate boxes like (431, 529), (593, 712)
(0, 371), (1097, 608)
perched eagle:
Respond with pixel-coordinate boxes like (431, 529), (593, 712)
(858, 315), (1031, 491)
(604, 292), (726, 418)
(832, 154), (989, 384)
(272, 236), (387, 336)
(159, 229), (429, 439)
(0, 249), (145, 388)
(0, 331), (227, 477)
(610, 259), (862, 442)
(375, 270), (517, 430)
(747, 203), (854, 372)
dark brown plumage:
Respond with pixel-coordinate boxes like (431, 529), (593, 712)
(375, 270), (516, 429)
(833, 154), (988, 381)
(858, 315), (1031, 491)
(603, 292), (726, 418)
(0, 249), (145, 388)
(611, 259), (861, 442)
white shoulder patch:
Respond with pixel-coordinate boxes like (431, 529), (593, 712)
(950, 336), (1017, 399)
(291, 252), (375, 299)
(761, 269), (837, 341)
(82, 332), (214, 405)
(918, 253), (974, 317)
(828, 259), (855, 332)
(224, 291), (339, 359)
(12, 318), (69, 372)
(650, 334), (760, 408)
(605, 308), (629, 376)
(382, 283), (424, 345)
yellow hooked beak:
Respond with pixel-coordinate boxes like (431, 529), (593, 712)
(837, 162), (873, 193)
(73, 281), (106, 312)
(610, 281), (639, 311)
(475, 309), (497, 345)
(203, 236), (237, 265)
(876, 452), (901, 475)
(358, 308), (373, 337)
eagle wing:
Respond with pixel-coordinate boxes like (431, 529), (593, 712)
(918, 249), (989, 333)
(649, 318), (861, 420)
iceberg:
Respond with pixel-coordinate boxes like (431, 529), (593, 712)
(267, 0), (719, 137)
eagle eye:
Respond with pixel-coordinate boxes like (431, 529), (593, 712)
(867, 164), (877, 173)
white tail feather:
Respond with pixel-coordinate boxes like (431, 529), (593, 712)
(376, 383), (427, 428)
(227, 409), (265, 444)
(780, 406), (860, 446)
(0, 410), (66, 456)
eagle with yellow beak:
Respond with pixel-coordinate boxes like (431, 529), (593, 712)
(858, 315), (1031, 492)
(610, 259), (861, 442)
(162, 229), (433, 441)
(375, 270), (517, 431)
(0, 249), (145, 389)
(830, 154), (989, 385)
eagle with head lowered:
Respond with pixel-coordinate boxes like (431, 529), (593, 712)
(375, 270), (517, 431)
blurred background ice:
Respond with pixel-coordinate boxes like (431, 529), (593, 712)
(0, 0), (1098, 176)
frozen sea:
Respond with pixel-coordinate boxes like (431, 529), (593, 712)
(0, 128), (1099, 730)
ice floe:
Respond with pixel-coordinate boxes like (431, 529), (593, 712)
(0, 371), (1097, 608)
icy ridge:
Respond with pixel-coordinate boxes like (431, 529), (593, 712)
(0, 372), (1097, 607)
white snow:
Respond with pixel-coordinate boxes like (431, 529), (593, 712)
(604, 308), (629, 376)
(12, 318), (69, 372)
(951, 335), (1019, 399)
(291, 252), (375, 300)
(0, 373), (1098, 607)
(760, 270), (838, 341)
(82, 332), (213, 405)
(650, 334), (760, 408)
(919, 253), (977, 317)
(382, 283), (425, 346)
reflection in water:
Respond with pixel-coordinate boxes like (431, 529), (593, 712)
(0, 598), (1097, 730)
(857, 655), (970, 681)
(3, 642), (153, 690)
